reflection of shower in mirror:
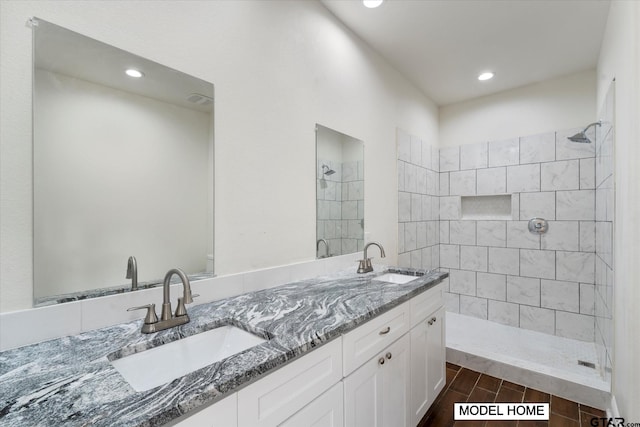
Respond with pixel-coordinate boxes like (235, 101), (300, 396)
(321, 164), (336, 176)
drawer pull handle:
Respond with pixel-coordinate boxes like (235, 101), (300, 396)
(378, 357), (385, 365)
(386, 352), (392, 360)
(379, 326), (391, 335)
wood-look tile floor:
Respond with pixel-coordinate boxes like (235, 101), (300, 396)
(418, 363), (606, 427)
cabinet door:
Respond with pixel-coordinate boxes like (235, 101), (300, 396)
(410, 306), (446, 426)
(343, 351), (383, 427)
(426, 307), (445, 401)
(279, 382), (343, 427)
(410, 319), (429, 425)
(344, 334), (411, 427)
(381, 333), (411, 427)
(171, 393), (237, 427)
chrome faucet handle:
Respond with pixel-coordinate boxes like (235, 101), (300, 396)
(127, 304), (159, 324)
(174, 294), (199, 317)
(357, 258), (370, 274)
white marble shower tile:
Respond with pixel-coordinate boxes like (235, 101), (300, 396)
(541, 221), (579, 251)
(445, 291), (460, 313)
(507, 163), (541, 193)
(439, 221), (450, 244)
(541, 279), (580, 313)
(449, 220), (476, 245)
(416, 167), (427, 195)
(411, 193), (422, 221)
(421, 246), (434, 269)
(440, 146), (460, 172)
(439, 172), (450, 196)
(519, 132), (556, 164)
(556, 190), (595, 220)
(477, 220), (507, 247)
(398, 191), (411, 222)
(440, 244), (460, 269)
(556, 311), (595, 342)
(519, 191), (556, 220)
(477, 167), (506, 195)
(507, 275), (540, 306)
(488, 138), (519, 167)
(507, 221), (540, 249)
(580, 283), (596, 316)
(404, 222), (417, 251)
(421, 140), (432, 169)
(520, 249), (556, 280)
(579, 221), (596, 252)
(477, 272), (507, 301)
(416, 221), (428, 249)
(460, 295), (488, 319)
(421, 195), (433, 221)
(460, 142), (488, 170)
(404, 163), (417, 193)
(427, 169), (439, 195)
(488, 300), (520, 327)
(450, 170), (476, 196)
(488, 247), (519, 275)
(557, 251), (595, 283)
(519, 305), (555, 335)
(398, 223), (405, 253)
(440, 196), (461, 220)
(460, 245), (488, 272)
(541, 160), (580, 191)
(580, 158), (596, 190)
(450, 269), (477, 296)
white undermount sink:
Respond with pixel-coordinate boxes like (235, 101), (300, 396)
(110, 325), (266, 392)
(372, 273), (420, 285)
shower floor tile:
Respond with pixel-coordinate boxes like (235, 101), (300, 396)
(419, 364), (605, 427)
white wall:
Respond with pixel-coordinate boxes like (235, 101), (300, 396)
(597, 0), (640, 420)
(33, 69), (211, 297)
(439, 70), (596, 147)
(0, 1), (438, 312)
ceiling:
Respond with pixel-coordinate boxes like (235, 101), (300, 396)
(321, 0), (611, 106)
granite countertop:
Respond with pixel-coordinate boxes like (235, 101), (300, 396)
(0, 267), (447, 427)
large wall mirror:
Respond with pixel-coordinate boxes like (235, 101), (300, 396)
(32, 18), (214, 305)
(315, 124), (364, 258)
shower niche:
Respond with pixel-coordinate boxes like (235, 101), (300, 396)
(460, 194), (512, 220)
(315, 124), (364, 258)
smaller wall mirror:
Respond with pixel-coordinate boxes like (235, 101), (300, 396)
(315, 124), (364, 258)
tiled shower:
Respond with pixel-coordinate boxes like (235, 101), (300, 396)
(397, 83), (615, 388)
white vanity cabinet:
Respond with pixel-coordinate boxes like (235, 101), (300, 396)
(343, 333), (411, 427)
(169, 282), (445, 427)
(409, 285), (446, 426)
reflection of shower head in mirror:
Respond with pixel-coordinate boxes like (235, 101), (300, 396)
(321, 164), (336, 176)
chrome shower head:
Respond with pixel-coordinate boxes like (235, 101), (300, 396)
(567, 121), (601, 144)
(322, 164), (336, 176)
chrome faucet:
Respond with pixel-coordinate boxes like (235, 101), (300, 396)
(127, 268), (197, 334)
(126, 256), (138, 290)
(316, 239), (330, 258)
(357, 242), (386, 274)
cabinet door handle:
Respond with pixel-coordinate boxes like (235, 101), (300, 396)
(431, 317), (437, 323)
(428, 319), (434, 326)
(378, 326), (391, 335)
(385, 352), (392, 360)
(378, 357), (385, 365)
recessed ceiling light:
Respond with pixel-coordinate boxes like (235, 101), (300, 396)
(478, 72), (495, 81)
(363, 0), (383, 8)
(125, 69), (144, 78)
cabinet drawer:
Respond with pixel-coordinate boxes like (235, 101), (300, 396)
(237, 337), (342, 427)
(410, 283), (443, 327)
(342, 301), (410, 376)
